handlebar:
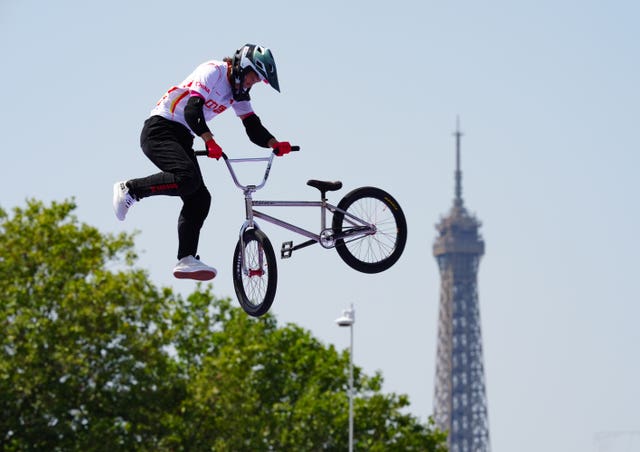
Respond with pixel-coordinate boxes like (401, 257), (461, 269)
(194, 145), (300, 159)
(194, 146), (300, 192)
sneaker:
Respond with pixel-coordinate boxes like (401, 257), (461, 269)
(173, 255), (217, 281)
(113, 181), (136, 221)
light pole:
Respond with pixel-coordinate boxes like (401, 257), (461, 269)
(335, 304), (355, 452)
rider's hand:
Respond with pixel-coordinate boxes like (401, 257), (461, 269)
(272, 141), (291, 157)
(206, 138), (223, 160)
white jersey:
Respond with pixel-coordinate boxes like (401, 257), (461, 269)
(150, 60), (253, 133)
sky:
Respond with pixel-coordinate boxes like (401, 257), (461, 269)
(1, 0), (639, 450)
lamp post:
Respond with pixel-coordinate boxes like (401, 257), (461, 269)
(335, 304), (355, 452)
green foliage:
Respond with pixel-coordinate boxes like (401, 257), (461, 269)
(0, 199), (182, 450)
(0, 199), (447, 451)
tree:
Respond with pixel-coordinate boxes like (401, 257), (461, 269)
(167, 296), (447, 451)
(0, 199), (184, 450)
(0, 199), (447, 451)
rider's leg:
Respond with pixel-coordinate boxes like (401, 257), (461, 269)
(173, 177), (215, 281)
(126, 116), (199, 199)
(114, 116), (198, 220)
(177, 183), (211, 260)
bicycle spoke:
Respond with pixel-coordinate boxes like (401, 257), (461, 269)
(344, 198), (399, 263)
(333, 187), (407, 274)
(242, 243), (269, 306)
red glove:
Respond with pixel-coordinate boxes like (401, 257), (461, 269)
(205, 138), (223, 160)
(272, 141), (291, 157)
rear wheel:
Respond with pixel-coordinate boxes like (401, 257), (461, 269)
(332, 186), (407, 273)
(232, 228), (277, 317)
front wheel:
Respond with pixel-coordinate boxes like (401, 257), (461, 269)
(232, 228), (278, 317)
(332, 187), (407, 273)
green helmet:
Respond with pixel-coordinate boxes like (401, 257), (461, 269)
(231, 44), (280, 100)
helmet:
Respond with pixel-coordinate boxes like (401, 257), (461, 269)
(231, 44), (280, 100)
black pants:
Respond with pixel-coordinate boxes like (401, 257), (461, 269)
(128, 115), (211, 260)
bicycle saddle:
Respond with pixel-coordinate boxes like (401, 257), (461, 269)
(307, 179), (343, 193)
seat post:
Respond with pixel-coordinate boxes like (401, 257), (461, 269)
(320, 190), (327, 230)
(307, 179), (343, 230)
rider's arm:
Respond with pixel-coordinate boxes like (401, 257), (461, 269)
(241, 113), (275, 148)
(184, 94), (211, 138)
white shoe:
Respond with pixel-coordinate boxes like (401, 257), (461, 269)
(173, 255), (217, 281)
(113, 181), (137, 221)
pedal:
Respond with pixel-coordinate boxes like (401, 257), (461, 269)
(281, 241), (293, 259)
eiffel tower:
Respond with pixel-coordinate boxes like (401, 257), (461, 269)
(432, 120), (491, 451)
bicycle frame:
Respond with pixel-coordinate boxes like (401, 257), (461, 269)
(223, 153), (377, 263)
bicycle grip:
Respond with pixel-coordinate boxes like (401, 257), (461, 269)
(194, 150), (229, 160)
(273, 145), (301, 154)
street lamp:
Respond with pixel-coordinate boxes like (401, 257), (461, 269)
(335, 304), (355, 452)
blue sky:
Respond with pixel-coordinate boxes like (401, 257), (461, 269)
(2, 1), (639, 450)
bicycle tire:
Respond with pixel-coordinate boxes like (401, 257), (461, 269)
(232, 228), (278, 317)
(332, 186), (407, 273)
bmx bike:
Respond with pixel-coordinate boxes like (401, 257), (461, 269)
(195, 147), (407, 317)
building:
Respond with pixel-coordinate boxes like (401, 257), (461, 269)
(432, 121), (491, 451)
